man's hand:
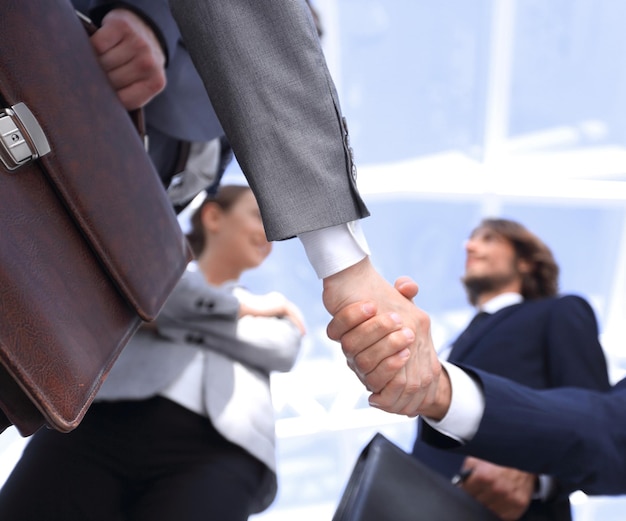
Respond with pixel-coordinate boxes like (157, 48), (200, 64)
(90, 9), (166, 110)
(324, 259), (442, 416)
(460, 457), (536, 521)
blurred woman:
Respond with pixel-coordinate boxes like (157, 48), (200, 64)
(0, 185), (305, 521)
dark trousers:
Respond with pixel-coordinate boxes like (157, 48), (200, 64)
(0, 397), (266, 521)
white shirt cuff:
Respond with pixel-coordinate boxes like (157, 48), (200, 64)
(422, 361), (485, 443)
(298, 221), (370, 279)
(424, 363), (555, 501)
(535, 475), (556, 501)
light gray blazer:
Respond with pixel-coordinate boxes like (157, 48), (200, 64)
(98, 268), (237, 400)
(98, 266), (302, 512)
(168, 0), (369, 241)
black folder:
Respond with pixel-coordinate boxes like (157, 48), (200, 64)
(332, 433), (499, 520)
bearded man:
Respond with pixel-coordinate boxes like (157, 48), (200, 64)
(411, 218), (610, 521)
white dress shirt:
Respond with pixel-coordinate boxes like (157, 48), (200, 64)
(426, 292), (523, 439)
(298, 221), (370, 279)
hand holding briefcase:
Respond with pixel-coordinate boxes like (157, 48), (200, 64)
(0, 0), (191, 436)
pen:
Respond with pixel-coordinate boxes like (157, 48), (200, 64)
(451, 468), (473, 486)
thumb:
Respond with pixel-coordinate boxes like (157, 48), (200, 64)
(394, 276), (419, 300)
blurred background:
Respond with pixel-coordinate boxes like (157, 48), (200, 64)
(2, 0), (626, 519)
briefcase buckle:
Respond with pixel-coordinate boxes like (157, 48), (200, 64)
(0, 102), (51, 171)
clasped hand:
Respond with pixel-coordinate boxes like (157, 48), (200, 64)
(89, 9), (167, 110)
(323, 259), (446, 418)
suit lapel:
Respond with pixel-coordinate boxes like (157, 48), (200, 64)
(448, 304), (523, 362)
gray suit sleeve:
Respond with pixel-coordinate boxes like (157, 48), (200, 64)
(154, 270), (300, 372)
(154, 269), (240, 341)
(218, 316), (302, 373)
(169, 0), (369, 240)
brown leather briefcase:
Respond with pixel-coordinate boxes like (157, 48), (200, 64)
(0, 0), (190, 436)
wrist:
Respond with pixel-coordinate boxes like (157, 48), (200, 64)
(420, 362), (451, 420)
(322, 256), (372, 315)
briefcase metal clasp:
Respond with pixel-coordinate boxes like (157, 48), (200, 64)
(0, 102), (51, 171)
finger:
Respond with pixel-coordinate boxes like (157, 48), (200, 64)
(462, 456), (480, 468)
(367, 369), (425, 416)
(90, 19), (125, 58)
(369, 351), (442, 416)
(290, 315), (307, 336)
(286, 308), (307, 336)
(90, 10), (166, 109)
(96, 26), (163, 73)
(327, 301), (377, 340)
(394, 316), (440, 413)
(394, 276), (419, 300)
(349, 326), (413, 373)
(340, 312), (405, 359)
(359, 346), (412, 393)
(95, 38), (139, 75)
(111, 70), (166, 110)
(100, 45), (166, 109)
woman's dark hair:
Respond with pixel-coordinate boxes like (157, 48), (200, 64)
(478, 218), (559, 299)
(185, 185), (251, 257)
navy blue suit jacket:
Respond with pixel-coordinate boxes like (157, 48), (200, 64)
(457, 370), (626, 497)
(414, 295), (610, 520)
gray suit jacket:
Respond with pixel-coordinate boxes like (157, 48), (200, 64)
(97, 268), (239, 400)
(169, 0), (369, 240)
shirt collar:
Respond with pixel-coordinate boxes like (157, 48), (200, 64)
(479, 292), (523, 314)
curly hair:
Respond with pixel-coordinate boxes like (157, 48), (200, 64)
(476, 218), (559, 300)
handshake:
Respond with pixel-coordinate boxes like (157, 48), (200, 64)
(322, 258), (555, 521)
(322, 257), (451, 421)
